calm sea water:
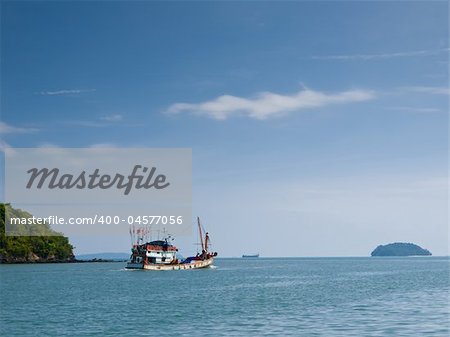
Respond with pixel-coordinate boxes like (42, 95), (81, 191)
(1, 257), (448, 336)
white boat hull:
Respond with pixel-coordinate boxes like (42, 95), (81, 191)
(126, 257), (214, 271)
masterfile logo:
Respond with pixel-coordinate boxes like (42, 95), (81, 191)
(26, 165), (170, 195)
(4, 148), (192, 237)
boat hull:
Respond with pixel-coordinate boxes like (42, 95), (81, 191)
(126, 257), (214, 271)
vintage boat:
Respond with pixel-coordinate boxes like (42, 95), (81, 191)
(126, 217), (217, 270)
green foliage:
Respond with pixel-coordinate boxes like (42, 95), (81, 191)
(371, 242), (432, 256)
(0, 203), (74, 262)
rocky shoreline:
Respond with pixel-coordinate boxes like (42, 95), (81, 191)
(0, 254), (122, 264)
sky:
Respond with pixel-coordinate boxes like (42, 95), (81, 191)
(0, 1), (448, 257)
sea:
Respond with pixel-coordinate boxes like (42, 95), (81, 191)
(0, 257), (448, 336)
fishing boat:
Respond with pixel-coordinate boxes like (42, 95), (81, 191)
(126, 217), (217, 270)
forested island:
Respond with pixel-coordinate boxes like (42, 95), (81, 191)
(0, 203), (75, 263)
(371, 242), (432, 257)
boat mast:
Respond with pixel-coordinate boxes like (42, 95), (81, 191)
(197, 217), (204, 251)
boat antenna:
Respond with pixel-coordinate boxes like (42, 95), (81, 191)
(129, 226), (133, 247)
(197, 217), (204, 252)
(204, 231), (210, 253)
(131, 224), (136, 245)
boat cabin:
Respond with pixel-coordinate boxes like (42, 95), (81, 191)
(145, 240), (177, 264)
(129, 238), (178, 265)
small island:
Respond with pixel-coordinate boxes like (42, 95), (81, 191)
(371, 242), (432, 257)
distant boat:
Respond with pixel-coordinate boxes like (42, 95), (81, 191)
(242, 254), (259, 258)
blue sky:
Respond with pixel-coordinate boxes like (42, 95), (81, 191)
(1, 1), (448, 256)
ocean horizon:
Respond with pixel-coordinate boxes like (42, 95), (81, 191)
(75, 254), (450, 259)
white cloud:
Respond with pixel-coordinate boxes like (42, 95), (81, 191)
(312, 48), (449, 61)
(39, 89), (96, 96)
(404, 86), (450, 95)
(0, 122), (39, 134)
(100, 114), (123, 122)
(166, 88), (375, 120)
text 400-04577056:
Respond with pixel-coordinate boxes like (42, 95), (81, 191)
(79, 215), (184, 225)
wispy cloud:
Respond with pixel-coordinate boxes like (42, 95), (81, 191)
(36, 142), (62, 149)
(89, 143), (117, 148)
(0, 140), (13, 153)
(312, 48), (449, 61)
(100, 114), (123, 122)
(403, 86), (450, 95)
(65, 121), (105, 128)
(64, 114), (124, 128)
(36, 142), (118, 149)
(166, 88), (375, 120)
(39, 89), (96, 96)
(386, 106), (442, 113)
(0, 122), (39, 134)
